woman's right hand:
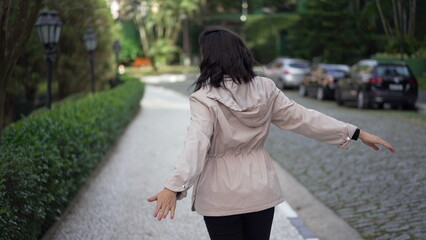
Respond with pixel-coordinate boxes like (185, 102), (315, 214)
(147, 188), (177, 221)
(359, 130), (395, 153)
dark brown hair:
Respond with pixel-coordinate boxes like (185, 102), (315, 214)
(193, 27), (257, 92)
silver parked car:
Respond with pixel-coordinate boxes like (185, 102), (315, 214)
(263, 58), (311, 89)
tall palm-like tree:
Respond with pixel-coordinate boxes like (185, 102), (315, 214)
(375, 0), (417, 40)
(116, 0), (203, 71)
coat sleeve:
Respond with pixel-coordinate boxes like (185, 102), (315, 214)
(164, 95), (213, 199)
(271, 88), (357, 149)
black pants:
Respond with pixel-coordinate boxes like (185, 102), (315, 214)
(203, 207), (275, 240)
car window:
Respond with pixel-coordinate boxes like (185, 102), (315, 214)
(318, 68), (326, 74)
(266, 61), (275, 68)
(311, 67), (322, 76)
(376, 65), (411, 77)
(326, 68), (348, 77)
(269, 62), (283, 69)
(275, 62), (284, 68)
(357, 64), (373, 75)
(289, 61), (309, 69)
(326, 69), (348, 74)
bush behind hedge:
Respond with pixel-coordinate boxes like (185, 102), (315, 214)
(0, 76), (145, 239)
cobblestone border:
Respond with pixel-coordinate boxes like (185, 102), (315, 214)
(278, 202), (319, 240)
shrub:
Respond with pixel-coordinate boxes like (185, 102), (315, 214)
(0, 76), (145, 239)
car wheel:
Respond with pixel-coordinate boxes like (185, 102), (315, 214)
(401, 102), (416, 110)
(299, 85), (307, 96)
(357, 91), (370, 109)
(391, 104), (400, 110)
(316, 87), (324, 100)
(335, 88), (344, 105)
(278, 78), (285, 90)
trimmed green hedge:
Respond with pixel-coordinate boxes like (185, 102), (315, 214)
(0, 76), (145, 239)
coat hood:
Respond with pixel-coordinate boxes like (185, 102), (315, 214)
(205, 76), (279, 127)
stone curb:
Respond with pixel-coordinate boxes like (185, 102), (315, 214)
(278, 202), (319, 240)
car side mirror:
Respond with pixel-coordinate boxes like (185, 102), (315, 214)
(344, 73), (351, 78)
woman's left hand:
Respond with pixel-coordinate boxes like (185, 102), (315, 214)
(147, 188), (177, 221)
(359, 130), (396, 153)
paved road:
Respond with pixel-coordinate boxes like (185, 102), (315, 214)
(153, 75), (426, 240)
(44, 84), (309, 240)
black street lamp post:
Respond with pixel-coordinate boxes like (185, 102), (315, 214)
(182, 14), (191, 66)
(240, 0), (248, 40)
(113, 40), (121, 87)
(84, 29), (97, 93)
(35, 9), (62, 109)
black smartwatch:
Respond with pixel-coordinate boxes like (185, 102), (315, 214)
(351, 128), (360, 141)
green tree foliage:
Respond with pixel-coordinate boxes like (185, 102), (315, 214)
(118, 21), (143, 65)
(287, 0), (425, 63)
(201, 0), (295, 15)
(375, 0), (417, 39)
(374, 0), (425, 55)
(37, 0), (117, 97)
(198, 0), (297, 64)
(117, 0), (204, 71)
(287, 0), (374, 64)
(245, 14), (299, 63)
(4, 0), (117, 131)
(0, 0), (44, 138)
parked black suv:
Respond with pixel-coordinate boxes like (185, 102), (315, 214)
(335, 60), (418, 109)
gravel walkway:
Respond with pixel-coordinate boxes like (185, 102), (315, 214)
(44, 85), (311, 240)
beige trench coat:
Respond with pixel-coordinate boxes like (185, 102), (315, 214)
(165, 76), (357, 216)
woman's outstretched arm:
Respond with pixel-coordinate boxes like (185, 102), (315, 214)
(270, 81), (395, 152)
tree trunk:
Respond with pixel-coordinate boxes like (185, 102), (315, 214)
(408, 0), (416, 36)
(0, 76), (8, 139)
(150, 56), (158, 72)
(0, 53), (16, 140)
(391, 0), (401, 37)
(135, 18), (150, 56)
(171, 23), (182, 46)
(376, 0), (391, 39)
(182, 17), (191, 66)
(355, 0), (360, 11)
(397, 0), (405, 35)
(0, 0), (43, 141)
